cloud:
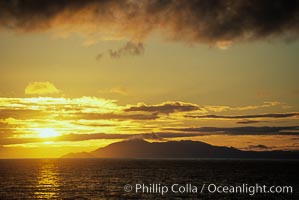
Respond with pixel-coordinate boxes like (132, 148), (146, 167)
(0, 97), (122, 121)
(125, 101), (200, 114)
(96, 42), (144, 60)
(1, 97), (298, 146)
(110, 88), (128, 95)
(25, 82), (60, 96)
(109, 42), (144, 58)
(247, 144), (272, 150)
(186, 112), (299, 119)
(204, 102), (284, 112)
(237, 120), (264, 124)
(256, 91), (272, 98)
(74, 112), (159, 121)
(0, 0), (298, 45)
(167, 126), (299, 136)
(0, 109), (46, 119)
(60, 132), (200, 141)
(96, 53), (103, 60)
(0, 132), (200, 145)
(98, 87), (128, 95)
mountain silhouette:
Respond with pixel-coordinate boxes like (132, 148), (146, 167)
(62, 139), (299, 159)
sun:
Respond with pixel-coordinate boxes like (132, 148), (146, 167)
(38, 128), (60, 138)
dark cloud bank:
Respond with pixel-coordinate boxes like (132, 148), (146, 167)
(0, 0), (298, 44)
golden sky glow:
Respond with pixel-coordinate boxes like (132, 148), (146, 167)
(0, 90), (298, 158)
(0, 1), (298, 158)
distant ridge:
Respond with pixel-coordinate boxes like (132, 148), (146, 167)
(62, 139), (299, 159)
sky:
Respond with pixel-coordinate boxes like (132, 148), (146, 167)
(0, 0), (298, 158)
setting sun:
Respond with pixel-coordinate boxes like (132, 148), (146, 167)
(38, 128), (60, 138)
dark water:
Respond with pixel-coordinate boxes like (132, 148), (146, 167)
(0, 159), (298, 199)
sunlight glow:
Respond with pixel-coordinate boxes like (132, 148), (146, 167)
(38, 128), (60, 138)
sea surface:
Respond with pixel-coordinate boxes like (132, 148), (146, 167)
(0, 159), (298, 199)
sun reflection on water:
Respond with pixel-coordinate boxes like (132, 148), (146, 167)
(34, 160), (61, 199)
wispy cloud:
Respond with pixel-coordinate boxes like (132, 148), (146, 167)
(0, 132), (201, 145)
(73, 112), (159, 121)
(204, 102), (284, 112)
(0, 97), (298, 147)
(167, 126), (299, 136)
(109, 42), (144, 58)
(125, 101), (200, 114)
(95, 53), (103, 61)
(25, 82), (61, 96)
(98, 87), (128, 96)
(0, 109), (46, 120)
(237, 120), (265, 124)
(186, 112), (299, 119)
(96, 42), (144, 60)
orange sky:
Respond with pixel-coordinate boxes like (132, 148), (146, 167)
(0, 0), (298, 158)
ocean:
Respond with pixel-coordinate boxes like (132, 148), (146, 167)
(0, 159), (298, 199)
